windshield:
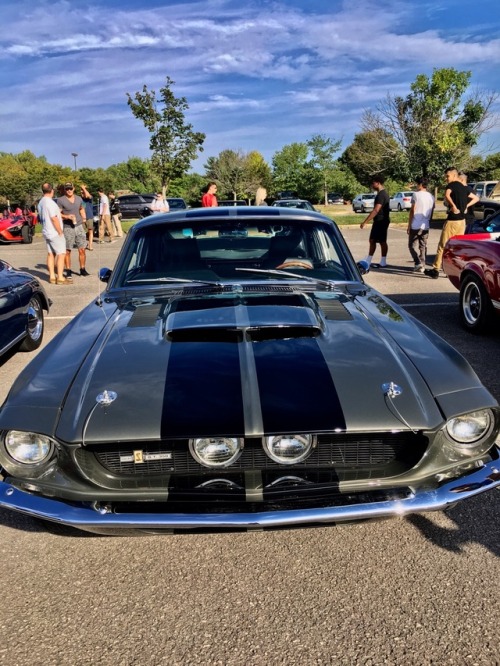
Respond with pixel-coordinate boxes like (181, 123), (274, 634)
(113, 218), (355, 287)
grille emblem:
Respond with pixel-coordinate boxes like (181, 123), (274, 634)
(119, 451), (173, 464)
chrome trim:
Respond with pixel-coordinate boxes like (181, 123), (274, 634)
(1, 456), (499, 531)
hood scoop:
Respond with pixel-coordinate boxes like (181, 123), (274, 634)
(165, 293), (323, 342)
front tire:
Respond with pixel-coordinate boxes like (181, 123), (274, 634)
(21, 224), (32, 243)
(459, 274), (494, 333)
(19, 295), (44, 351)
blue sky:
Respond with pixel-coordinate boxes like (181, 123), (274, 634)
(1, 0), (499, 173)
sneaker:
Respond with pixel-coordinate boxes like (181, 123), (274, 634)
(413, 264), (425, 272)
(80, 268), (90, 276)
(64, 270), (74, 279)
(424, 268), (439, 279)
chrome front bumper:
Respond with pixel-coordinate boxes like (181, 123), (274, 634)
(1, 459), (499, 533)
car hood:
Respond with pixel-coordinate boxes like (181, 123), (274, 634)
(2, 288), (494, 443)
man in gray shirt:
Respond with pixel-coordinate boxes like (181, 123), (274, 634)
(57, 182), (90, 279)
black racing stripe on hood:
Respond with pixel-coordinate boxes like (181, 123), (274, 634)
(253, 337), (346, 433)
(161, 341), (245, 438)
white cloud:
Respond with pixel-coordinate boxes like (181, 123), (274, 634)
(0, 0), (498, 169)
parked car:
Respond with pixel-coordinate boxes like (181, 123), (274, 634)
(472, 182), (500, 222)
(271, 199), (317, 211)
(0, 260), (50, 358)
(167, 197), (188, 211)
(0, 207), (499, 534)
(0, 214), (36, 244)
(466, 209), (500, 235)
(327, 193), (344, 205)
(443, 231), (500, 333)
(116, 194), (155, 219)
(390, 191), (414, 212)
(352, 193), (375, 213)
(473, 181), (498, 200)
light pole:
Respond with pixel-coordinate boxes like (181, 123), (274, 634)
(71, 152), (78, 170)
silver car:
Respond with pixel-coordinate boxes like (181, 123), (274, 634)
(390, 191), (414, 212)
(352, 193), (375, 213)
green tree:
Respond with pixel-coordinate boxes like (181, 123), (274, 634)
(307, 134), (342, 204)
(361, 68), (497, 185)
(271, 142), (310, 196)
(127, 76), (205, 195)
(341, 130), (404, 187)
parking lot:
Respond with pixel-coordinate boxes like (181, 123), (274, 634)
(1, 223), (499, 665)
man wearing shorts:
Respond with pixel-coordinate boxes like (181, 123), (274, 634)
(57, 182), (89, 279)
(37, 183), (69, 285)
(360, 174), (390, 268)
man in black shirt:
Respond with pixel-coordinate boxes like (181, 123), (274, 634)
(360, 174), (390, 268)
(425, 167), (478, 278)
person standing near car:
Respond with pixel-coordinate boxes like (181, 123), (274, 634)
(37, 183), (69, 285)
(458, 172), (477, 234)
(57, 182), (89, 279)
(407, 177), (434, 272)
(425, 167), (479, 279)
(97, 187), (115, 243)
(80, 184), (94, 251)
(202, 182), (218, 207)
(109, 192), (123, 237)
(360, 174), (390, 268)
(151, 192), (169, 214)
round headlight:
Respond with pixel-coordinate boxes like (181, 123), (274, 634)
(189, 437), (243, 467)
(5, 431), (53, 464)
(264, 434), (315, 464)
(445, 410), (493, 445)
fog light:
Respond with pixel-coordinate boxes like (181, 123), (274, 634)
(189, 437), (243, 467)
(5, 431), (53, 464)
(263, 434), (315, 464)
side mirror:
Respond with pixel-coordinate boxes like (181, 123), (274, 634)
(357, 260), (370, 275)
(99, 267), (112, 283)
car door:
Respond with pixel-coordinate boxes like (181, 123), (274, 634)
(0, 260), (22, 354)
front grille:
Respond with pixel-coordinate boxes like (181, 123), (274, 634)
(75, 432), (428, 482)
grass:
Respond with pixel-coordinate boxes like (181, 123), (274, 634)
(315, 204), (447, 226)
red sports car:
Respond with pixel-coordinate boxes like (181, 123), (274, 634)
(443, 231), (500, 333)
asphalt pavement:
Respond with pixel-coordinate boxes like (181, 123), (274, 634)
(0, 224), (499, 666)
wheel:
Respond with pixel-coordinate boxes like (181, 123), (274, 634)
(21, 224), (33, 244)
(397, 203), (402, 212)
(459, 274), (494, 333)
(19, 295), (44, 351)
(361, 205), (366, 213)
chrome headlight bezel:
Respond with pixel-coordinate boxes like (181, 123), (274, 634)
(189, 437), (244, 468)
(1, 430), (56, 477)
(444, 410), (496, 456)
(263, 434), (316, 465)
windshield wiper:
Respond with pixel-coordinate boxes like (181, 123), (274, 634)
(126, 277), (223, 287)
(234, 267), (336, 289)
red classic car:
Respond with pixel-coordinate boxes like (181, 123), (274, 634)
(443, 231), (500, 333)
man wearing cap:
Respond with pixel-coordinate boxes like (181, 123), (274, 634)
(57, 182), (90, 279)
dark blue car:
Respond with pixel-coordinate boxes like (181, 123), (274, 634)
(0, 260), (50, 358)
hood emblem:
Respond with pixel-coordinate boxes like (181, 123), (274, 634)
(382, 382), (402, 398)
(96, 390), (118, 406)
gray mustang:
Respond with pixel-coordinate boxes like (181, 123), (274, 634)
(0, 207), (498, 533)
